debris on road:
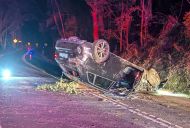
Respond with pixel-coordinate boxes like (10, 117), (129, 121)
(36, 78), (79, 94)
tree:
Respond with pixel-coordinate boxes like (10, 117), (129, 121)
(85, 0), (153, 52)
(115, 4), (141, 51)
(183, 11), (190, 38)
(47, 0), (92, 41)
(85, 0), (109, 41)
(0, 0), (22, 49)
(140, 0), (152, 47)
(20, 0), (49, 43)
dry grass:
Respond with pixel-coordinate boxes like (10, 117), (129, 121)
(36, 78), (79, 94)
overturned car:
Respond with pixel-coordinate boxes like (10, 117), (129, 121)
(55, 36), (160, 95)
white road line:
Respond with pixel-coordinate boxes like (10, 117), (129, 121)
(157, 118), (172, 125)
(141, 111), (148, 115)
(149, 115), (156, 118)
(135, 109), (140, 112)
(90, 92), (182, 128)
(129, 109), (137, 114)
(24, 59), (183, 128)
(22, 55), (59, 80)
(175, 125), (183, 128)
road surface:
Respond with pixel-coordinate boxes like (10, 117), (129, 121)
(0, 52), (189, 128)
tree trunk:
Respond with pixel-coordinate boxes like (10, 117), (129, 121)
(53, 14), (62, 38)
(125, 16), (132, 51)
(119, 27), (123, 52)
(140, 0), (145, 47)
(54, 0), (65, 38)
(92, 11), (99, 41)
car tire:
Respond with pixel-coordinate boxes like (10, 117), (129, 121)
(93, 39), (110, 63)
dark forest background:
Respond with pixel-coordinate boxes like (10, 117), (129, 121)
(0, 0), (190, 94)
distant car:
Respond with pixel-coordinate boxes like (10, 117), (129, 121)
(55, 36), (144, 95)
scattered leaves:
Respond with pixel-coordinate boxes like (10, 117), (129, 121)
(36, 78), (79, 94)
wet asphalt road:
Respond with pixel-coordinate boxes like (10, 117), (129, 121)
(0, 52), (141, 128)
(0, 78), (141, 128)
(0, 52), (189, 128)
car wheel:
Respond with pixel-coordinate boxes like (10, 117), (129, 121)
(93, 39), (110, 63)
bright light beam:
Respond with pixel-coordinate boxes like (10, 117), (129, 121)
(156, 89), (190, 98)
(2, 69), (11, 79)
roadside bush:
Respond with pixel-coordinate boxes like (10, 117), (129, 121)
(164, 68), (190, 95)
(36, 78), (79, 94)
